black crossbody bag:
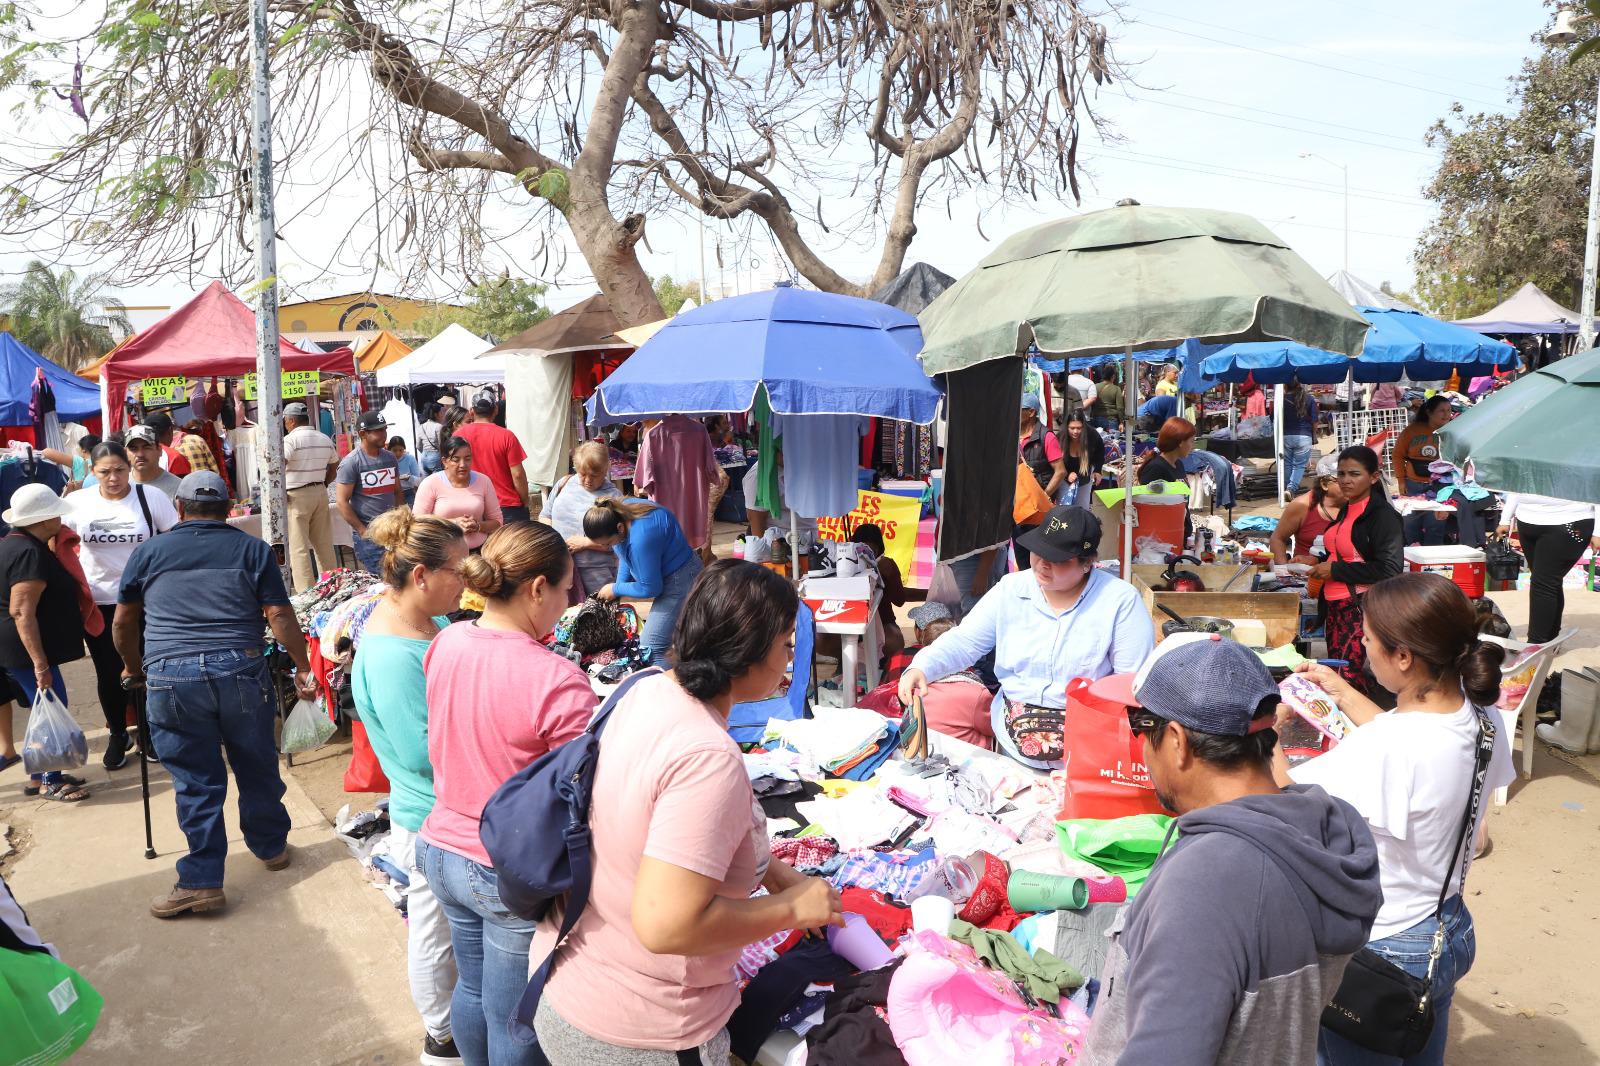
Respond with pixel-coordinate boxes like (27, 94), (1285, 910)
(1320, 703), (1496, 1057)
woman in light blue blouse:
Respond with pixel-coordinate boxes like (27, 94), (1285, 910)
(898, 505), (1154, 769)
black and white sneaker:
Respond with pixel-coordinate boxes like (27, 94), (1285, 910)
(420, 1034), (461, 1065)
(102, 731), (130, 771)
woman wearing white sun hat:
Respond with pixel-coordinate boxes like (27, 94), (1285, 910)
(0, 483), (91, 801)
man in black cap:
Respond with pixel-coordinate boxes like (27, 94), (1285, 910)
(142, 411), (191, 477)
(115, 472), (320, 918)
(1080, 634), (1381, 1066)
(334, 410), (403, 573)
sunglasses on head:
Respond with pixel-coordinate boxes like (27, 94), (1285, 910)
(1126, 707), (1164, 736)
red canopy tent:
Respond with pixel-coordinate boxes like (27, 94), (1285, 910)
(102, 281), (357, 429)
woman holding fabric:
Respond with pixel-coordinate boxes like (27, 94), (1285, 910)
(545, 440), (623, 596)
(533, 560), (843, 1065)
(898, 505), (1155, 770)
(583, 498), (703, 665)
(413, 437), (503, 551)
(1057, 415), (1105, 507)
(417, 522), (594, 1066)
(1271, 456), (1345, 564)
(1307, 446), (1404, 695)
(1281, 573), (1513, 1066)
(63, 442), (180, 771)
(0, 484), (90, 801)
(352, 508), (467, 1066)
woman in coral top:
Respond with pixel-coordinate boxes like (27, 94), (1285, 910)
(417, 522), (594, 1066)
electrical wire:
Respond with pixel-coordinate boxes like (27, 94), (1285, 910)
(1124, 96), (1436, 157)
(1096, 149), (1429, 207)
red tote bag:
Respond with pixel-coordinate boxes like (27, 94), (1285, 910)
(343, 721), (392, 794)
(1057, 677), (1165, 821)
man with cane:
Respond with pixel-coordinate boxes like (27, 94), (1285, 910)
(113, 472), (320, 919)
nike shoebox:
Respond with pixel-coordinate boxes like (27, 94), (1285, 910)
(802, 575), (872, 601)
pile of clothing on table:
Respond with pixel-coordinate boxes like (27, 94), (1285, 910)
(282, 569), (383, 726)
(735, 725), (1177, 1065)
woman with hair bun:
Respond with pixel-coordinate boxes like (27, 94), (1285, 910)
(416, 521), (595, 1066)
(583, 497), (702, 664)
(533, 560), (843, 1065)
(350, 508), (468, 1066)
(1282, 572), (1514, 1066)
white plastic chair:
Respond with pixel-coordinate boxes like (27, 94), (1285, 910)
(1481, 628), (1576, 805)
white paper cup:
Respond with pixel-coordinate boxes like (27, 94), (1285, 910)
(911, 894), (956, 936)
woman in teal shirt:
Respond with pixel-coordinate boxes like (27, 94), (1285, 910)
(351, 507), (468, 1066)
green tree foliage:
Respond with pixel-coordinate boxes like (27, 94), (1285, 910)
(1414, 32), (1600, 319)
(652, 274), (703, 317)
(0, 260), (131, 370)
(413, 276), (550, 342)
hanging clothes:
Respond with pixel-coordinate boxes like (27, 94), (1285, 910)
(752, 385), (782, 515)
(770, 413), (869, 519)
(940, 359), (1024, 561)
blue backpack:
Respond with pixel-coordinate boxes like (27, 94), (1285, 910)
(478, 666), (661, 1046)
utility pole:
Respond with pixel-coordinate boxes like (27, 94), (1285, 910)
(249, 0), (290, 582)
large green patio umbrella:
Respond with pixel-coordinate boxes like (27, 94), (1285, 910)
(1439, 346), (1600, 502)
(918, 201), (1370, 575)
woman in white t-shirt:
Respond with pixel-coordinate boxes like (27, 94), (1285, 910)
(62, 442), (179, 771)
(1280, 572), (1513, 1066)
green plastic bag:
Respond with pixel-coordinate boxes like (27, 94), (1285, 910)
(1054, 813), (1175, 896)
(0, 946), (104, 1064)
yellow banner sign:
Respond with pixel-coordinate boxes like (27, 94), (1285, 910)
(139, 376), (188, 406)
(242, 370), (320, 401)
(814, 489), (922, 579)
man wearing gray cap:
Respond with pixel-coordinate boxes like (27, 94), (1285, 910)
(281, 401), (339, 591)
(1080, 634), (1382, 1066)
(114, 472), (320, 918)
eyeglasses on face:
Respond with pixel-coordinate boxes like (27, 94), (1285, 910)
(1126, 707), (1163, 735)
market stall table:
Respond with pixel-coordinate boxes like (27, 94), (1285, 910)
(805, 587), (883, 706)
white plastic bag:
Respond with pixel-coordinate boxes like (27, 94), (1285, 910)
(280, 698), (337, 754)
(21, 687), (88, 775)
(1134, 536), (1175, 565)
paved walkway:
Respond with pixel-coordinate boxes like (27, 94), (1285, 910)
(0, 660), (420, 1065)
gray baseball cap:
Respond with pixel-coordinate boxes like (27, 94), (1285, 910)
(1094, 633), (1280, 736)
(283, 402), (309, 419)
(177, 471), (230, 504)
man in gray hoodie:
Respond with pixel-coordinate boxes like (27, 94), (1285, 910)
(1082, 633), (1382, 1066)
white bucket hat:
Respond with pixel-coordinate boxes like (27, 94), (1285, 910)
(2, 483), (72, 528)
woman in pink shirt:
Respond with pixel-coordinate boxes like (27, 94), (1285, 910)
(416, 522), (593, 1066)
(533, 561), (844, 1065)
(414, 436), (504, 549)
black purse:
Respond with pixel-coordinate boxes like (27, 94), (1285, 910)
(1484, 534), (1524, 584)
(1320, 703), (1496, 1056)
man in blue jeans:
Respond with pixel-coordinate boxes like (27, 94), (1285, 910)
(114, 472), (320, 918)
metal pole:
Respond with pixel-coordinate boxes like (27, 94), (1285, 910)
(249, 0), (289, 585)
(1578, 74), (1600, 353)
(1121, 344), (1135, 580)
(1273, 383), (1286, 505)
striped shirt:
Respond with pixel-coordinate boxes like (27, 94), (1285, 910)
(283, 425), (339, 489)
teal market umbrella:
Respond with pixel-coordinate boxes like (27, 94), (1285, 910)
(917, 202), (1370, 572)
(1438, 346), (1600, 501)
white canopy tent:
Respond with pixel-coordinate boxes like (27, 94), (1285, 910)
(1324, 270), (1419, 313)
(374, 323), (500, 385)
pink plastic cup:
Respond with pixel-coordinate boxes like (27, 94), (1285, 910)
(826, 912), (897, 971)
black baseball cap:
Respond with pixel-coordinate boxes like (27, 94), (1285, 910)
(144, 411), (174, 434)
(472, 391), (497, 416)
(1015, 505), (1101, 562)
(356, 410), (388, 431)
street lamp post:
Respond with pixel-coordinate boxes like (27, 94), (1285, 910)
(1299, 151), (1349, 272)
(1549, 8), (1600, 352)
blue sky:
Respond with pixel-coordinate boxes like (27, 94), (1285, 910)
(0, 1), (1555, 326)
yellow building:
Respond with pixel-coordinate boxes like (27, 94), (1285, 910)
(277, 292), (465, 345)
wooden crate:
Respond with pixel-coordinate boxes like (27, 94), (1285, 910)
(1132, 576), (1302, 647)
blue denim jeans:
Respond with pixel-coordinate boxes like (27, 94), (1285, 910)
(1402, 479), (1451, 546)
(7, 666), (68, 784)
(1319, 896), (1476, 1066)
(1283, 434), (1314, 496)
(144, 649), (290, 890)
(641, 554), (703, 665)
(351, 531), (385, 574)
(417, 838), (541, 1066)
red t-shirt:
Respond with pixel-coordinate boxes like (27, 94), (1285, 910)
(161, 442), (192, 477)
(454, 421), (528, 508)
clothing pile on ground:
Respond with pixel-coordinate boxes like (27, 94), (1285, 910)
(732, 722), (1168, 1065)
(332, 801), (409, 911)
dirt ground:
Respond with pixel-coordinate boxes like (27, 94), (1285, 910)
(2, 510), (1597, 1064)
